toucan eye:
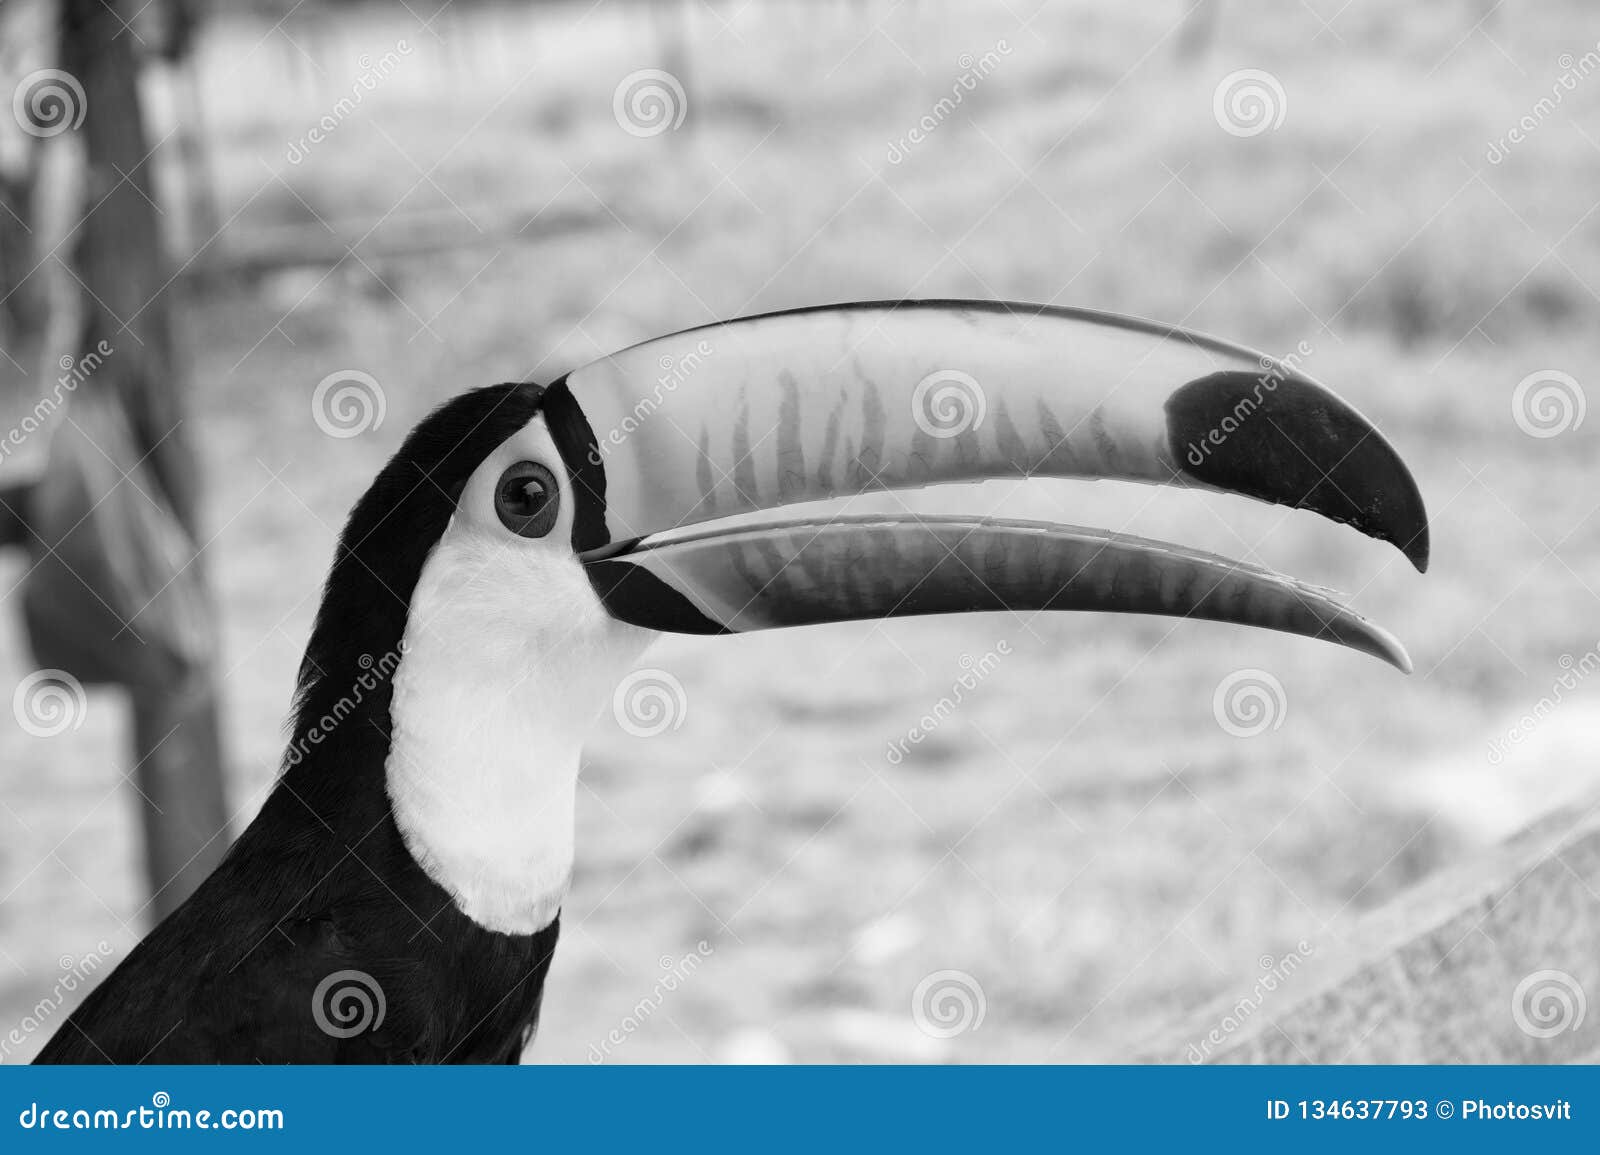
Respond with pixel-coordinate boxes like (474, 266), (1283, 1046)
(494, 461), (560, 538)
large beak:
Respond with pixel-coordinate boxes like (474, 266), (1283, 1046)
(542, 301), (1428, 671)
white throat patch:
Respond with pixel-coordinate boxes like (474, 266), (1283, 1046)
(383, 417), (652, 935)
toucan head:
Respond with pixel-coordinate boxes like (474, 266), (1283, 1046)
(396, 299), (1425, 665)
(299, 299), (1428, 934)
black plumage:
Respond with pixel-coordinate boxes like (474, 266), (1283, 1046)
(36, 383), (559, 1064)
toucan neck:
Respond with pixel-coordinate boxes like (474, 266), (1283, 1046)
(381, 533), (653, 935)
(384, 638), (586, 936)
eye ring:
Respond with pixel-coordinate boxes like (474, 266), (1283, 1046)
(494, 461), (561, 538)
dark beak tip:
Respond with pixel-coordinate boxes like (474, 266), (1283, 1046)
(1166, 370), (1431, 574)
(1404, 525), (1431, 574)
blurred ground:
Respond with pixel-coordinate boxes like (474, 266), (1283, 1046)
(2, 0), (1599, 1062)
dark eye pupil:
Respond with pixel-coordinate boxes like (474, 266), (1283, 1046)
(494, 461), (560, 538)
(502, 477), (547, 513)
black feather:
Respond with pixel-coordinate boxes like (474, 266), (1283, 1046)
(36, 383), (565, 1064)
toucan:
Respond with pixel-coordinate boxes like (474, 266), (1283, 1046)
(34, 300), (1428, 1063)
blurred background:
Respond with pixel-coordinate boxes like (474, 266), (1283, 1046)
(0, 0), (1597, 1062)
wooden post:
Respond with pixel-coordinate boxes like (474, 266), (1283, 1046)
(0, 152), (45, 357)
(53, 0), (230, 921)
(0, 0), (51, 363)
(1143, 794), (1600, 1063)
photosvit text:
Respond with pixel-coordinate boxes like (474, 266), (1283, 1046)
(1265, 1098), (1573, 1121)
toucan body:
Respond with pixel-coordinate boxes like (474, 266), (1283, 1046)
(35, 301), (1428, 1063)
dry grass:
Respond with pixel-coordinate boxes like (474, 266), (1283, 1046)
(2, 0), (1598, 1062)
